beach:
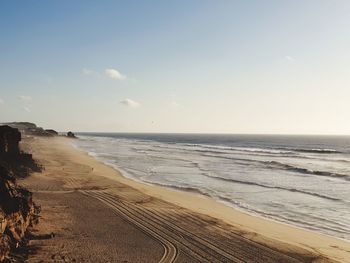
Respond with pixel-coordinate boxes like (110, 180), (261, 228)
(20, 136), (350, 262)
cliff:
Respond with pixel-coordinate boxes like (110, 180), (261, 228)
(0, 126), (40, 261)
(0, 126), (41, 178)
(2, 122), (58, 137)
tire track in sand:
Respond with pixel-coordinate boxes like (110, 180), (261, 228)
(80, 190), (178, 263)
(82, 190), (245, 262)
(148, 206), (303, 262)
(81, 190), (308, 263)
(99, 191), (306, 263)
(86, 191), (218, 262)
(98, 191), (245, 263)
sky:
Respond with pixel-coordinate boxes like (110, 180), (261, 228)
(1, 1), (350, 134)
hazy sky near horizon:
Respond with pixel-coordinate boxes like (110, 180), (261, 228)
(1, 1), (350, 134)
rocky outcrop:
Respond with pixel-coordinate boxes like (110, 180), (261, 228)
(0, 126), (41, 179)
(0, 126), (40, 261)
(0, 126), (21, 156)
(67, 131), (77, 138)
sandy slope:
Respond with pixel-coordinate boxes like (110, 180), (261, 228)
(19, 136), (350, 262)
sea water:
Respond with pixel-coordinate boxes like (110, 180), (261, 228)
(74, 133), (350, 240)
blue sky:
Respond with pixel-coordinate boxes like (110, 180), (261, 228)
(1, 1), (350, 134)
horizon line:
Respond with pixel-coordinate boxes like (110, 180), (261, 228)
(73, 131), (350, 137)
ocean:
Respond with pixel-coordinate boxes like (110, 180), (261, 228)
(74, 133), (350, 240)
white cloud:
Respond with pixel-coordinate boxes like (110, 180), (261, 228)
(285, 55), (295, 62)
(22, 106), (31, 112)
(105, 68), (126, 80)
(120, 98), (140, 108)
(0, 98), (4, 104)
(18, 95), (32, 102)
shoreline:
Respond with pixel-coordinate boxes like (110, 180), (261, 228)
(24, 136), (350, 262)
(76, 143), (350, 244)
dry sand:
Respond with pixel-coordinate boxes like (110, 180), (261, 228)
(19, 136), (350, 262)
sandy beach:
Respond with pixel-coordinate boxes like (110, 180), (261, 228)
(19, 136), (350, 262)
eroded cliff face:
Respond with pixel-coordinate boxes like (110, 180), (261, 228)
(0, 126), (40, 262)
(0, 126), (21, 156)
(0, 126), (41, 179)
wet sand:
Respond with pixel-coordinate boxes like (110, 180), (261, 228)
(19, 136), (350, 262)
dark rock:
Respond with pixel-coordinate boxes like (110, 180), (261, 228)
(0, 125), (39, 177)
(0, 126), (21, 156)
(67, 131), (77, 138)
(0, 234), (10, 261)
(0, 126), (42, 178)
